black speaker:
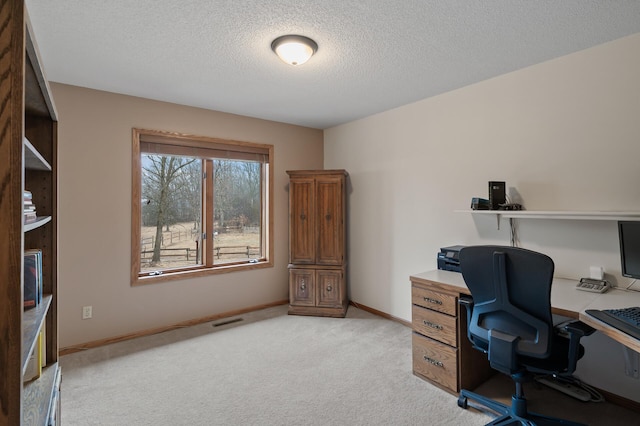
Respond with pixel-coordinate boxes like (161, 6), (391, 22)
(488, 181), (506, 210)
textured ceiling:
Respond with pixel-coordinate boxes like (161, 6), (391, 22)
(25, 0), (640, 129)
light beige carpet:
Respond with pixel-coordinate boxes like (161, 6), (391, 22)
(60, 305), (638, 425)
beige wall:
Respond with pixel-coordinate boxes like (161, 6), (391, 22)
(324, 33), (640, 400)
(52, 83), (323, 348)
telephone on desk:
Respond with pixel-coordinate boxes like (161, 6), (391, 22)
(575, 277), (610, 293)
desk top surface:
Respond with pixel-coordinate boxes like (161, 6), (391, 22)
(410, 269), (640, 353)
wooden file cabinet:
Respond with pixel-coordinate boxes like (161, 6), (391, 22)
(411, 271), (493, 394)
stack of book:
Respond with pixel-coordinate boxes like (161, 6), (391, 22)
(24, 190), (37, 223)
(24, 249), (43, 310)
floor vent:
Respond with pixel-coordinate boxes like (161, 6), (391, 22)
(213, 318), (243, 327)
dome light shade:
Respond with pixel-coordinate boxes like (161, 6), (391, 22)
(271, 35), (318, 66)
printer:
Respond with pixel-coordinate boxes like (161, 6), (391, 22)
(437, 245), (465, 273)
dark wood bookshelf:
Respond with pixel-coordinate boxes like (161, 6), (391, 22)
(0, 1), (60, 424)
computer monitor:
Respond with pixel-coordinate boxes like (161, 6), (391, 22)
(618, 221), (640, 279)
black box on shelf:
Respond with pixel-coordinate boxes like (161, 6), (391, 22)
(488, 181), (506, 210)
(471, 197), (490, 210)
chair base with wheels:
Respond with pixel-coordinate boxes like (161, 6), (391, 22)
(458, 373), (586, 426)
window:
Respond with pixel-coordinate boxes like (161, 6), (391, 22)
(131, 128), (273, 285)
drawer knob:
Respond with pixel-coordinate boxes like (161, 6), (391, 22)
(423, 320), (443, 330)
(423, 297), (443, 305)
(423, 356), (444, 368)
(326, 285), (332, 291)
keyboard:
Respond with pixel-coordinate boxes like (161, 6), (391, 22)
(585, 307), (640, 340)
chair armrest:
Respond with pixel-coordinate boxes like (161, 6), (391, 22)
(459, 296), (473, 314)
(563, 320), (596, 337)
(561, 320), (596, 374)
(459, 296), (492, 354)
(459, 296), (474, 339)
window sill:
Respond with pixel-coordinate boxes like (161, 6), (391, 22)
(132, 260), (273, 286)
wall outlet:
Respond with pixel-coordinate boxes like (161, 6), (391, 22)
(82, 305), (92, 319)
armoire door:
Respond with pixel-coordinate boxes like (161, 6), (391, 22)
(315, 176), (344, 265)
(289, 269), (315, 306)
(289, 177), (316, 264)
(316, 269), (343, 308)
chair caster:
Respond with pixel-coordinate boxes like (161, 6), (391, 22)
(457, 395), (468, 409)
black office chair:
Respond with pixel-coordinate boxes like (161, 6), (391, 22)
(457, 245), (595, 426)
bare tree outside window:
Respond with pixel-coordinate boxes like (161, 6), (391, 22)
(213, 159), (262, 265)
(141, 155), (201, 271)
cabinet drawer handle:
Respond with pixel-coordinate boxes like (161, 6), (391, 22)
(326, 285), (332, 291)
(423, 297), (442, 305)
(423, 356), (444, 367)
(423, 320), (443, 330)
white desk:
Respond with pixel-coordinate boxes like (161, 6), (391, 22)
(410, 270), (640, 353)
(578, 289), (640, 353)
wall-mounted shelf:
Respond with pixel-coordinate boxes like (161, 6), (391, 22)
(455, 210), (640, 229)
(456, 210), (640, 221)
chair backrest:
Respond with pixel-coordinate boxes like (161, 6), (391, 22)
(459, 246), (554, 360)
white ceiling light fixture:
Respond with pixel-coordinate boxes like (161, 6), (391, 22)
(271, 35), (318, 66)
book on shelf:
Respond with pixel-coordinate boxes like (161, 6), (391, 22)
(23, 348), (39, 382)
(48, 366), (62, 426)
(24, 212), (38, 224)
(23, 189), (37, 223)
(41, 324), (47, 367)
(23, 331), (43, 382)
(24, 249), (43, 309)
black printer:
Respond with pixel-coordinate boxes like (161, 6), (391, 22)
(437, 245), (465, 272)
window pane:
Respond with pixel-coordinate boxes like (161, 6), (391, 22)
(213, 159), (262, 264)
(141, 154), (203, 272)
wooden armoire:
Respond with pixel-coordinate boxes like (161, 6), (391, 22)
(287, 170), (348, 317)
